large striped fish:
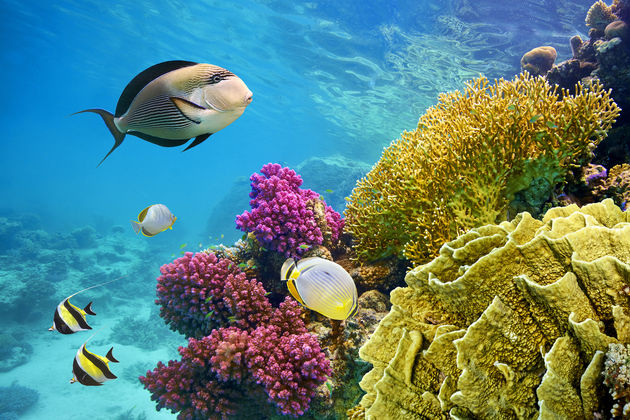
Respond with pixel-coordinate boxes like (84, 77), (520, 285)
(74, 60), (253, 166)
(71, 340), (119, 386)
(281, 257), (358, 320)
(49, 278), (121, 334)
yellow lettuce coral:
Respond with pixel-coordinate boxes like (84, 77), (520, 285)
(345, 72), (619, 265)
(357, 199), (630, 419)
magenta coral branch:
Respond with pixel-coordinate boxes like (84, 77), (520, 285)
(143, 252), (331, 418)
(236, 163), (344, 257)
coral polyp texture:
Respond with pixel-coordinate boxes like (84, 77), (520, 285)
(345, 72), (620, 265)
(156, 251), (272, 338)
(356, 199), (630, 419)
(236, 163), (344, 258)
(144, 251), (332, 418)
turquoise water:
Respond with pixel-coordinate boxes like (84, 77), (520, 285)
(0, 1), (595, 418)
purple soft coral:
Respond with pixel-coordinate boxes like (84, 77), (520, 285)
(236, 163), (344, 258)
(156, 251), (272, 338)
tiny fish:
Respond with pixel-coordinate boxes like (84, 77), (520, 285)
(73, 61), (253, 166)
(71, 339), (119, 386)
(324, 189), (333, 193)
(131, 204), (176, 237)
(280, 257), (358, 320)
(49, 278), (121, 334)
(299, 244), (310, 249)
(179, 243), (187, 249)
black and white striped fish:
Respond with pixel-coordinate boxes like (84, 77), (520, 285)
(74, 60), (253, 166)
(71, 340), (119, 386)
(49, 278), (121, 334)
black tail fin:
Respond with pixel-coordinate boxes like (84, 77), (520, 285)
(106, 347), (119, 363)
(84, 301), (96, 316)
(72, 109), (126, 166)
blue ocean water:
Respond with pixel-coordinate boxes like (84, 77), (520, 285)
(0, 0), (595, 418)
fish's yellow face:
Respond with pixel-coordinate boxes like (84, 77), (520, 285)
(203, 76), (252, 112)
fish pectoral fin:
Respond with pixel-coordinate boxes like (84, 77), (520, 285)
(170, 97), (205, 124)
(182, 133), (212, 152)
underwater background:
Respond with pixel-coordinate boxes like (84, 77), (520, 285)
(1, 0), (623, 419)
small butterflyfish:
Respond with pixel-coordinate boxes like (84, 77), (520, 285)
(131, 204), (176, 237)
(49, 277), (122, 334)
(73, 60), (253, 166)
(71, 336), (119, 386)
(280, 257), (358, 320)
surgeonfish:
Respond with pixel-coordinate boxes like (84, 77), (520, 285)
(71, 339), (119, 386)
(131, 204), (176, 237)
(73, 60), (253, 166)
(49, 277), (121, 334)
(280, 257), (358, 320)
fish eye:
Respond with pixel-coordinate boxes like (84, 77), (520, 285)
(211, 74), (222, 83)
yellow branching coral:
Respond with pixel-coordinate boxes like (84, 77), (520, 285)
(345, 72), (619, 265)
(358, 199), (630, 419)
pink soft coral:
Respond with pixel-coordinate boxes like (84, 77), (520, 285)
(236, 163), (344, 257)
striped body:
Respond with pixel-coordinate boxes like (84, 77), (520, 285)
(131, 204), (176, 237)
(114, 63), (251, 140)
(71, 343), (118, 386)
(51, 299), (94, 334)
(281, 257), (358, 320)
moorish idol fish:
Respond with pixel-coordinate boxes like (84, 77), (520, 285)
(49, 277), (121, 334)
(280, 257), (358, 320)
(71, 339), (119, 386)
(73, 60), (253, 166)
(130, 204), (176, 237)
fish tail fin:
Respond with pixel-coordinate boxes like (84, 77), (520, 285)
(72, 108), (125, 166)
(130, 220), (141, 234)
(84, 301), (96, 316)
(106, 347), (119, 363)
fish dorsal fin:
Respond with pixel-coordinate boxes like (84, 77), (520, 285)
(115, 60), (198, 117)
(138, 205), (151, 222)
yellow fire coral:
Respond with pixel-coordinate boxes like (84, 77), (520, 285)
(586, 0), (616, 31)
(357, 199), (630, 419)
(344, 72), (619, 265)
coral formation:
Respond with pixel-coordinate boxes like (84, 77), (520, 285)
(345, 72), (620, 265)
(155, 251), (272, 338)
(602, 343), (630, 418)
(357, 199), (630, 419)
(605, 20), (629, 40)
(143, 251), (332, 418)
(587, 1), (617, 33)
(236, 163), (344, 259)
(0, 382), (39, 419)
(520, 46), (557, 76)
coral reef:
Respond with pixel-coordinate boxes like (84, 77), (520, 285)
(520, 46), (557, 76)
(236, 163), (344, 259)
(143, 251), (332, 418)
(0, 382), (39, 419)
(155, 251), (272, 338)
(345, 72), (620, 265)
(586, 1), (617, 34)
(0, 331), (32, 372)
(357, 199), (630, 419)
(602, 343), (630, 418)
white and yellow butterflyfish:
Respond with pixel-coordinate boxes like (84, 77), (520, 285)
(281, 257), (358, 320)
(130, 204), (176, 237)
